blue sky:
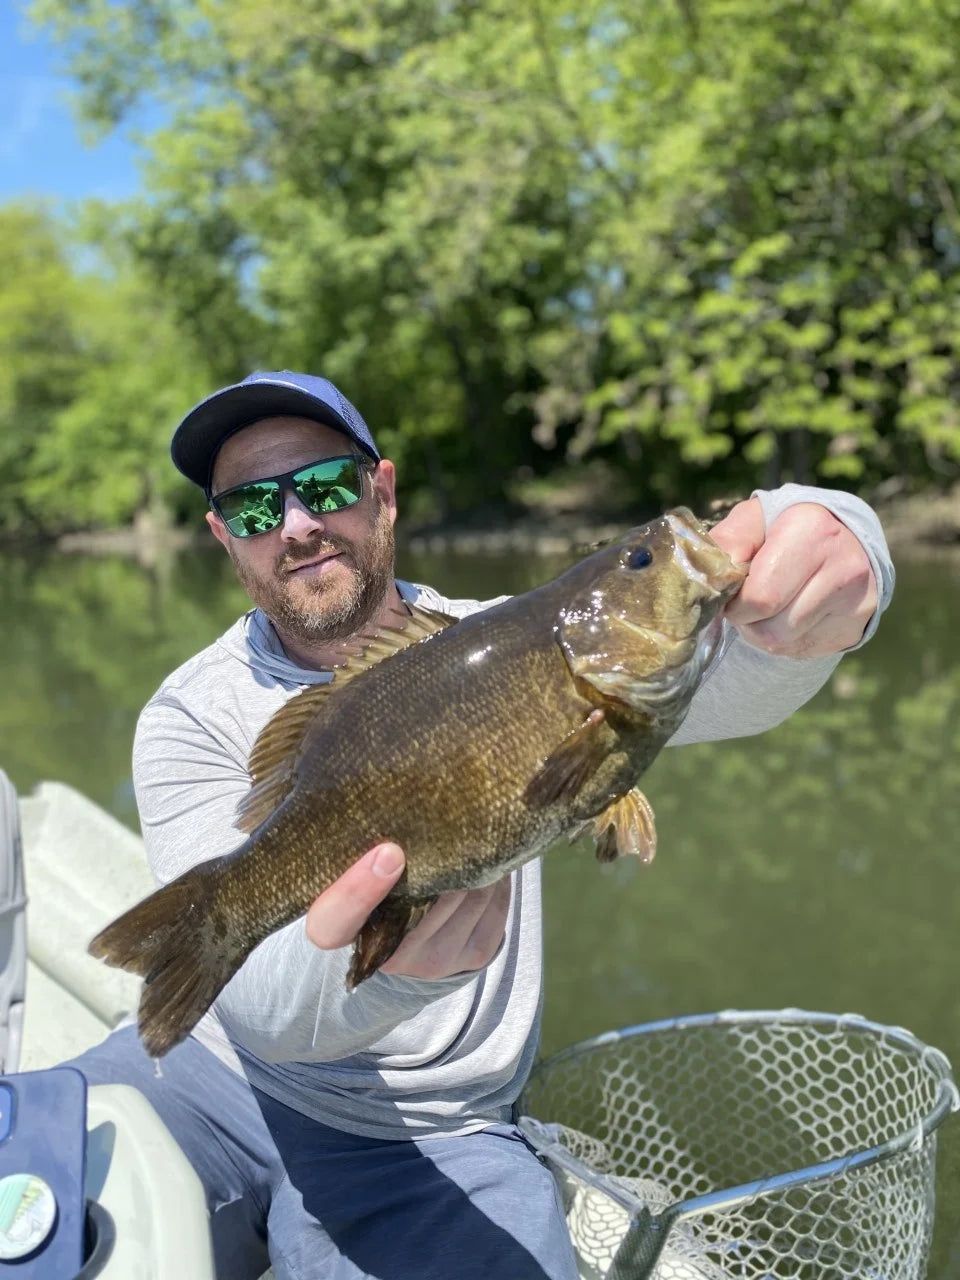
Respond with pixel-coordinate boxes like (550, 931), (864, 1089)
(0, 0), (141, 203)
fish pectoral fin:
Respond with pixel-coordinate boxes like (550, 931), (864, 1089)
(592, 787), (657, 865)
(523, 709), (608, 809)
(348, 898), (434, 987)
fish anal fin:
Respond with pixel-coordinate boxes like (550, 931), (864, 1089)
(523, 709), (608, 809)
(348, 899), (434, 987)
(592, 787), (657, 865)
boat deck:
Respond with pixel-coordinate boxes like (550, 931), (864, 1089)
(19, 780), (150, 1071)
(17, 779), (278, 1276)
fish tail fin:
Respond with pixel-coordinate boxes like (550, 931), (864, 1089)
(89, 858), (246, 1058)
(348, 898), (433, 986)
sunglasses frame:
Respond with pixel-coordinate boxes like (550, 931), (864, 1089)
(209, 453), (369, 538)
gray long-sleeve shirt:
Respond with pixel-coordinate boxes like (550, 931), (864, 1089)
(131, 484), (894, 1140)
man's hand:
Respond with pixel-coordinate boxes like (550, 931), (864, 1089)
(304, 843), (510, 980)
(709, 499), (877, 658)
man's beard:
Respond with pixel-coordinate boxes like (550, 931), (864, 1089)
(231, 498), (396, 646)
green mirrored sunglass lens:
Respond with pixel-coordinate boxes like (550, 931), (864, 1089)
(220, 483), (282, 536)
(295, 460), (362, 514)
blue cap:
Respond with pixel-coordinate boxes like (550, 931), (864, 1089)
(171, 370), (381, 491)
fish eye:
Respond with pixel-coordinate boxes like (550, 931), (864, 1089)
(627, 546), (653, 569)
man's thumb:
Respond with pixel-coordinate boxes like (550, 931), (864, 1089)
(707, 497), (765, 566)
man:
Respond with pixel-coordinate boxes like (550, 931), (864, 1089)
(66, 370), (893, 1280)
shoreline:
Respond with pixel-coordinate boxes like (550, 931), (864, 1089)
(12, 484), (960, 561)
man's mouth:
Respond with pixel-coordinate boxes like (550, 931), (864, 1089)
(285, 551), (347, 579)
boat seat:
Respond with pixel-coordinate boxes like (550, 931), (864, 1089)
(0, 768), (27, 1072)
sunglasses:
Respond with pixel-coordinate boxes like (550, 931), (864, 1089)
(210, 454), (367, 538)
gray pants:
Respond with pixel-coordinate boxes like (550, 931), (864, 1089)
(65, 1028), (577, 1280)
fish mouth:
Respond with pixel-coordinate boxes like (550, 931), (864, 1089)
(665, 509), (747, 599)
(597, 509), (740, 709)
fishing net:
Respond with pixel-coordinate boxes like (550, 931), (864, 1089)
(518, 1010), (959, 1280)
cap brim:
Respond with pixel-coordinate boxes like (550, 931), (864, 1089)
(172, 383), (362, 490)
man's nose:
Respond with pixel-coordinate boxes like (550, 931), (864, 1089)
(278, 490), (325, 542)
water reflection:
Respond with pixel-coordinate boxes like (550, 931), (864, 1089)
(0, 544), (958, 1272)
(0, 551), (249, 822)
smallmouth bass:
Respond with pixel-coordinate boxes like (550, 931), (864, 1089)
(90, 508), (745, 1056)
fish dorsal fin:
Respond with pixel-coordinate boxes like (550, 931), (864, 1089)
(236, 603), (458, 834)
(237, 683), (334, 834)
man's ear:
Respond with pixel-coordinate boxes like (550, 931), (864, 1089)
(372, 459), (397, 525)
(206, 510), (232, 550)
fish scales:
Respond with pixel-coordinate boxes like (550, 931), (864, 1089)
(229, 605), (605, 911)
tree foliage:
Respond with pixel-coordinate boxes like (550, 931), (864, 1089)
(0, 204), (88, 533)
(0, 204), (211, 534)
(9, 0), (960, 530)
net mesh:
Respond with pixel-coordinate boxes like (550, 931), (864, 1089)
(519, 1012), (957, 1280)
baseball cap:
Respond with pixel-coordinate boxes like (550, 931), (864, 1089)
(171, 370), (381, 492)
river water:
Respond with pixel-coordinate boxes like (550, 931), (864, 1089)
(2, 544), (959, 1272)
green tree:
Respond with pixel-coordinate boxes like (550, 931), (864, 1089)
(0, 202), (211, 535)
(28, 0), (960, 515)
(23, 216), (211, 531)
(0, 203), (87, 533)
(554, 0), (960, 497)
(30, 0), (605, 514)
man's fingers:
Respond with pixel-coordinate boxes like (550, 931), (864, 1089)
(385, 887), (497, 977)
(724, 506), (834, 628)
(305, 843), (405, 950)
(304, 845), (512, 980)
(424, 885), (504, 970)
(398, 891), (470, 944)
(378, 891), (480, 974)
(724, 544), (815, 630)
(737, 537), (876, 656)
(380, 880), (511, 979)
(728, 512), (876, 655)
